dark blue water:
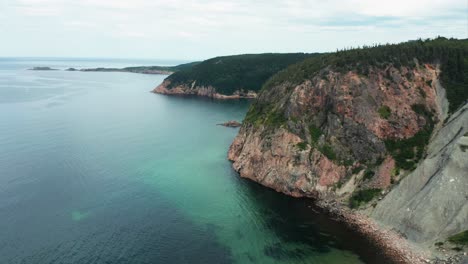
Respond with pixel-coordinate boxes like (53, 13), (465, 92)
(0, 58), (383, 264)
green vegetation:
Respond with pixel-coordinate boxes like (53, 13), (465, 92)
(264, 110), (288, 127)
(320, 144), (337, 160)
(435, 242), (444, 247)
(309, 125), (323, 143)
(243, 102), (288, 127)
(448, 230), (468, 246)
(265, 37), (468, 113)
(349, 189), (382, 208)
(352, 166), (363, 174)
(296, 142), (308, 150)
(363, 170), (375, 181)
(378, 105), (391, 119)
(165, 53), (319, 95)
(385, 128), (433, 170)
(385, 104), (434, 170)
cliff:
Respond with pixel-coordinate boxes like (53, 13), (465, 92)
(229, 63), (443, 197)
(228, 38), (468, 258)
(154, 80), (258, 99)
(153, 53), (319, 98)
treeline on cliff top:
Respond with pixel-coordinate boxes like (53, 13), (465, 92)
(265, 37), (468, 113)
(164, 53), (319, 95)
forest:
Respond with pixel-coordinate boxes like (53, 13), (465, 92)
(165, 53), (319, 95)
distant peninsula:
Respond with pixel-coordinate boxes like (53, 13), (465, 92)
(72, 62), (199, 75)
(28, 61), (200, 75)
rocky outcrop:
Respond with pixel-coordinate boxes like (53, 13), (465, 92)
(153, 80), (257, 99)
(217, 121), (242, 127)
(229, 64), (442, 199)
(229, 127), (345, 197)
(372, 103), (468, 245)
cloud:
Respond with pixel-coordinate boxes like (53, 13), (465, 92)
(1, 0), (466, 59)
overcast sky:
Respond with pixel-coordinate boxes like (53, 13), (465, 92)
(0, 0), (467, 60)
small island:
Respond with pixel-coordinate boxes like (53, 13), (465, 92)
(29, 67), (58, 71)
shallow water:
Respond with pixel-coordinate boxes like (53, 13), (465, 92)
(0, 58), (385, 264)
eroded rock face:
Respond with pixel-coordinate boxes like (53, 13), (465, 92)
(229, 64), (444, 199)
(229, 127), (346, 197)
(153, 80), (257, 99)
(372, 103), (468, 244)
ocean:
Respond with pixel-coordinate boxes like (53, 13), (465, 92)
(0, 57), (385, 264)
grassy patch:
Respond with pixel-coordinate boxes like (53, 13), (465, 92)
(448, 230), (468, 246)
(265, 111), (287, 127)
(309, 124), (323, 143)
(243, 103), (287, 127)
(296, 142), (308, 151)
(378, 105), (391, 119)
(349, 189), (382, 208)
(352, 166), (363, 174)
(363, 170), (375, 181)
(385, 104), (434, 170)
(320, 144), (337, 160)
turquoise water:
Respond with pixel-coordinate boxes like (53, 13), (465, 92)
(0, 58), (384, 264)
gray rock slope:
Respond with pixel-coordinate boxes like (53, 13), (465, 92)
(372, 102), (468, 244)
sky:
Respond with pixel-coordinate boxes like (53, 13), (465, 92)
(0, 0), (467, 61)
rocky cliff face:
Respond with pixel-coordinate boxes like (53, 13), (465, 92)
(153, 80), (257, 99)
(229, 64), (444, 199)
(228, 59), (468, 254)
(372, 103), (468, 245)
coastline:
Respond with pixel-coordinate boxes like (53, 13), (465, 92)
(152, 81), (258, 100)
(315, 199), (431, 264)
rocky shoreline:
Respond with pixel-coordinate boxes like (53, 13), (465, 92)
(314, 200), (431, 264)
(153, 80), (257, 100)
(315, 199), (468, 264)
